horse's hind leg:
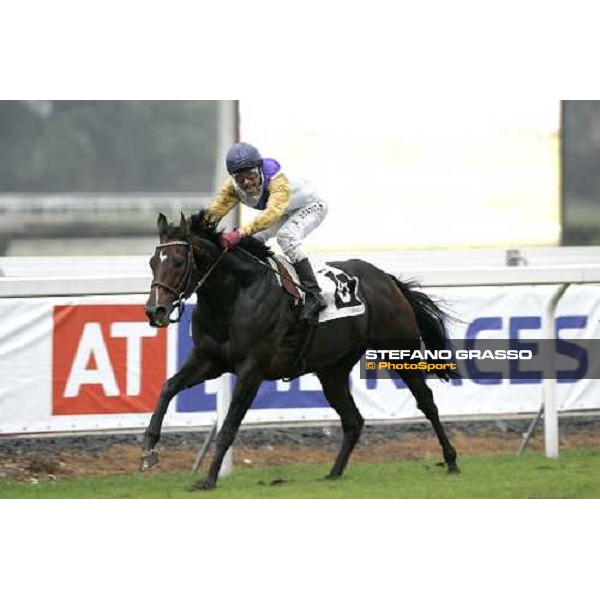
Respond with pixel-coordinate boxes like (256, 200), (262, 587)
(316, 355), (364, 479)
(141, 348), (223, 471)
(402, 374), (459, 473)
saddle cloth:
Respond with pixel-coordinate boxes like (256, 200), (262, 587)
(267, 256), (366, 323)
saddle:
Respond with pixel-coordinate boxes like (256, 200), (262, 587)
(267, 257), (366, 324)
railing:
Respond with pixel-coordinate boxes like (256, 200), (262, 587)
(2, 258), (600, 460)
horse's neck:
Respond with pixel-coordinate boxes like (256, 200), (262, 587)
(197, 251), (269, 301)
(194, 252), (273, 342)
(224, 251), (266, 286)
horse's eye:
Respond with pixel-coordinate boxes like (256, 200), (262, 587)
(149, 256), (157, 268)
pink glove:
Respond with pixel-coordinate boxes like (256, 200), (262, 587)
(220, 229), (244, 249)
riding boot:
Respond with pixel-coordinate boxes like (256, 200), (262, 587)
(294, 258), (327, 323)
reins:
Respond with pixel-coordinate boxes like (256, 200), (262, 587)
(190, 246), (229, 295)
(233, 245), (315, 296)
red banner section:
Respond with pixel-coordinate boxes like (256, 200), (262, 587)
(52, 305), (167, 415)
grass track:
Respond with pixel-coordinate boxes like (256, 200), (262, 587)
(1, 449), (599, 499)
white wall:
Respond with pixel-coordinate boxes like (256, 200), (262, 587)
(239, 99), (561, 251)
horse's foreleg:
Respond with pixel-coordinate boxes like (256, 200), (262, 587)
(141, 349), (223, 471)
(317, 357), (364, 479)
(190, 365), (263, 490)
(402, 374), (459, 473)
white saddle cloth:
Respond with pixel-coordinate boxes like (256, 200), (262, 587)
(269, 256), (366, 323)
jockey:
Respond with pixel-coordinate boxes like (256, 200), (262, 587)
(206, 142), (328, 323)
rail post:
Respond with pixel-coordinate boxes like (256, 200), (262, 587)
(542, 284), (568, 458)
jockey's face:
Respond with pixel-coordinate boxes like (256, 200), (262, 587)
(233, 167), (261, 195)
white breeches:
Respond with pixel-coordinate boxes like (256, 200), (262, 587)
(252, 199), (328, 264)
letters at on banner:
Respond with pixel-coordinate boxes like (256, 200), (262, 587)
(52, 305), (167, 415)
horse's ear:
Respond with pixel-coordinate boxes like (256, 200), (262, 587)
(179, 212), (188, 236)
(157, 213), (168, 239)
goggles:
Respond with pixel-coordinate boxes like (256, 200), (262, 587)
(232, 167), (261, 185)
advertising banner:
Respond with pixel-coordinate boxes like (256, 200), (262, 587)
(1, 284), (599, 435)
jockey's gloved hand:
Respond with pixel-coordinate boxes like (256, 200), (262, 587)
(220, 229), (244, 249)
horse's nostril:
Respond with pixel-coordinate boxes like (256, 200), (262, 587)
(154, 306), (167, 321)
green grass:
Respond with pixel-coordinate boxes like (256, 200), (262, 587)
(2, 449), (599, 498)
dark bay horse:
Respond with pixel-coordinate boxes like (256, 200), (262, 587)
(143, 211), (459, 490)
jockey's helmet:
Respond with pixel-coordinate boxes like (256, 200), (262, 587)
(226, 142), (262, 175)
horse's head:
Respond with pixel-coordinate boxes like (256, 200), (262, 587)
(145, 211), (221, 327)
(145, 209), (274, 327)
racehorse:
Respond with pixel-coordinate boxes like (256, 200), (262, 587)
(142, 211), (459, 490)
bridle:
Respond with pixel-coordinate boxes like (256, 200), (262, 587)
(150, 240), (228, 323)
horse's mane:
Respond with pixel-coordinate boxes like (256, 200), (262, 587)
(189, 210), (274, 261)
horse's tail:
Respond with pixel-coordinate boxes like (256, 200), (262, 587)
(389, 275), (460, 381)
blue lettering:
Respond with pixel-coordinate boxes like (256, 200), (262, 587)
(465, 317), (502, 384)
(509, 316), (543, 384)
(556, 316), (588, 382)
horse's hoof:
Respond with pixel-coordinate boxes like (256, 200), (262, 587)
(325, 473), (341, 480)
(140, 451), (159, 472)
(189, 479), (216, 491)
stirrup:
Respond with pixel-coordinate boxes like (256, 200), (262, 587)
(300, 293), (326, 322)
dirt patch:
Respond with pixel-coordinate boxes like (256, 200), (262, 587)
(1, 425), (599, 483)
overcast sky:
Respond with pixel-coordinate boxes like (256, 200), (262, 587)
(239, 100), (561, 251)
